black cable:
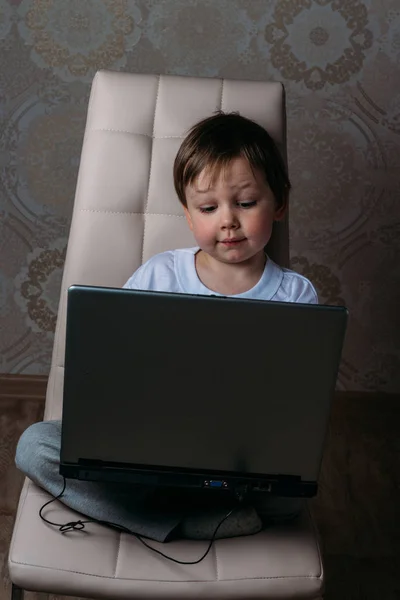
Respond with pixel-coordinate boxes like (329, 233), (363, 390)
(133, 507), (235, 564)
(39, 477), (237, 564)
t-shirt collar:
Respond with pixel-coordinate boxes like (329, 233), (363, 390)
(176, 247), (283, 300)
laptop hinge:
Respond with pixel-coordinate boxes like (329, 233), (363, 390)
(60, 460), (317, 497)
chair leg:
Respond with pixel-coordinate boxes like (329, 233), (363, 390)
(11, 584), (24, 600)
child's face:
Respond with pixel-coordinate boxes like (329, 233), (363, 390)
(184, 157), (286, 265)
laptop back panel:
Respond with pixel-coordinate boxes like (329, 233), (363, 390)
(60, 286), (347, 496)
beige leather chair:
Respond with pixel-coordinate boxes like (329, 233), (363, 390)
(8, 71), (324, 599)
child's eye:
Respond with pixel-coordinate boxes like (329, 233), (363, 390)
(238, 201), (257, 209)
(199, 206), (216, 213)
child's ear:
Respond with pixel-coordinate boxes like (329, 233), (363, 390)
(274, 203), (287, 222)
(183, 206), (194, 231)
(274, 193), (289, 222)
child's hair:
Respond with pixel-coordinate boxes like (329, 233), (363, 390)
(173, 111), (291, 209)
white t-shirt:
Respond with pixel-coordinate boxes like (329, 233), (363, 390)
(124, 247), (318, 303)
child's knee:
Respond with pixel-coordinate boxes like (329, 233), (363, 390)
(15, 420), (61, 478)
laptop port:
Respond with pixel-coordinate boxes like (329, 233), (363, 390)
(203, 480), (228, 489)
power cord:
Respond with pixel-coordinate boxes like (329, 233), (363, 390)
(39, 477), (237, 565)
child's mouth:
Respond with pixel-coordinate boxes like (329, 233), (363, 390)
(220, 238), (245, 245)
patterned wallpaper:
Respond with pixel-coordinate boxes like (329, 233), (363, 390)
(0, 0), (399, 392)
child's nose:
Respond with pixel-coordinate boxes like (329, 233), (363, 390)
(220, 207), (239, 228)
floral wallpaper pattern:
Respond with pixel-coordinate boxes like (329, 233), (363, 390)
(0, 0), (399, 392)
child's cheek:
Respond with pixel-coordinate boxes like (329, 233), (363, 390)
(246, 212), (274, 240)
(192, 220), (211, 246)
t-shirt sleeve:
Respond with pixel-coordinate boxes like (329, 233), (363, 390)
(123, 265), (145, 290)
(296, 279), (319, 304)
(280, 270), (319, 304)
(122, 251), (178, 292)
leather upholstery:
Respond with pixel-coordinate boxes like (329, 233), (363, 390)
(8, 71), (324, 599)
(9, 479), (323, 599)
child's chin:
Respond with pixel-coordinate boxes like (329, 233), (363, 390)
(216, 252), (248, 264)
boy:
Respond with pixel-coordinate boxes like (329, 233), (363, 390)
(124, 112), (317, 303)
(16, 113), (317, 544)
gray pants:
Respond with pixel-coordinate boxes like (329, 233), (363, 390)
(16, 420), (303, 543)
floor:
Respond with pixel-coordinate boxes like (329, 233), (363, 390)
(0, 389), (399, 599)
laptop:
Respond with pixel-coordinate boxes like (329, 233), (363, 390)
(60, 285), (347, 499)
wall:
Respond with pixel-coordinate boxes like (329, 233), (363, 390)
(0, 0), (399, 391)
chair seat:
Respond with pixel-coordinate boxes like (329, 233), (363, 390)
(9, 479), (324, 599)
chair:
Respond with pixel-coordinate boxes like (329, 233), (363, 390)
(8, 71), (324, 599)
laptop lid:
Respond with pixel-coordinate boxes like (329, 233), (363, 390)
(60, 286), (347, 497)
